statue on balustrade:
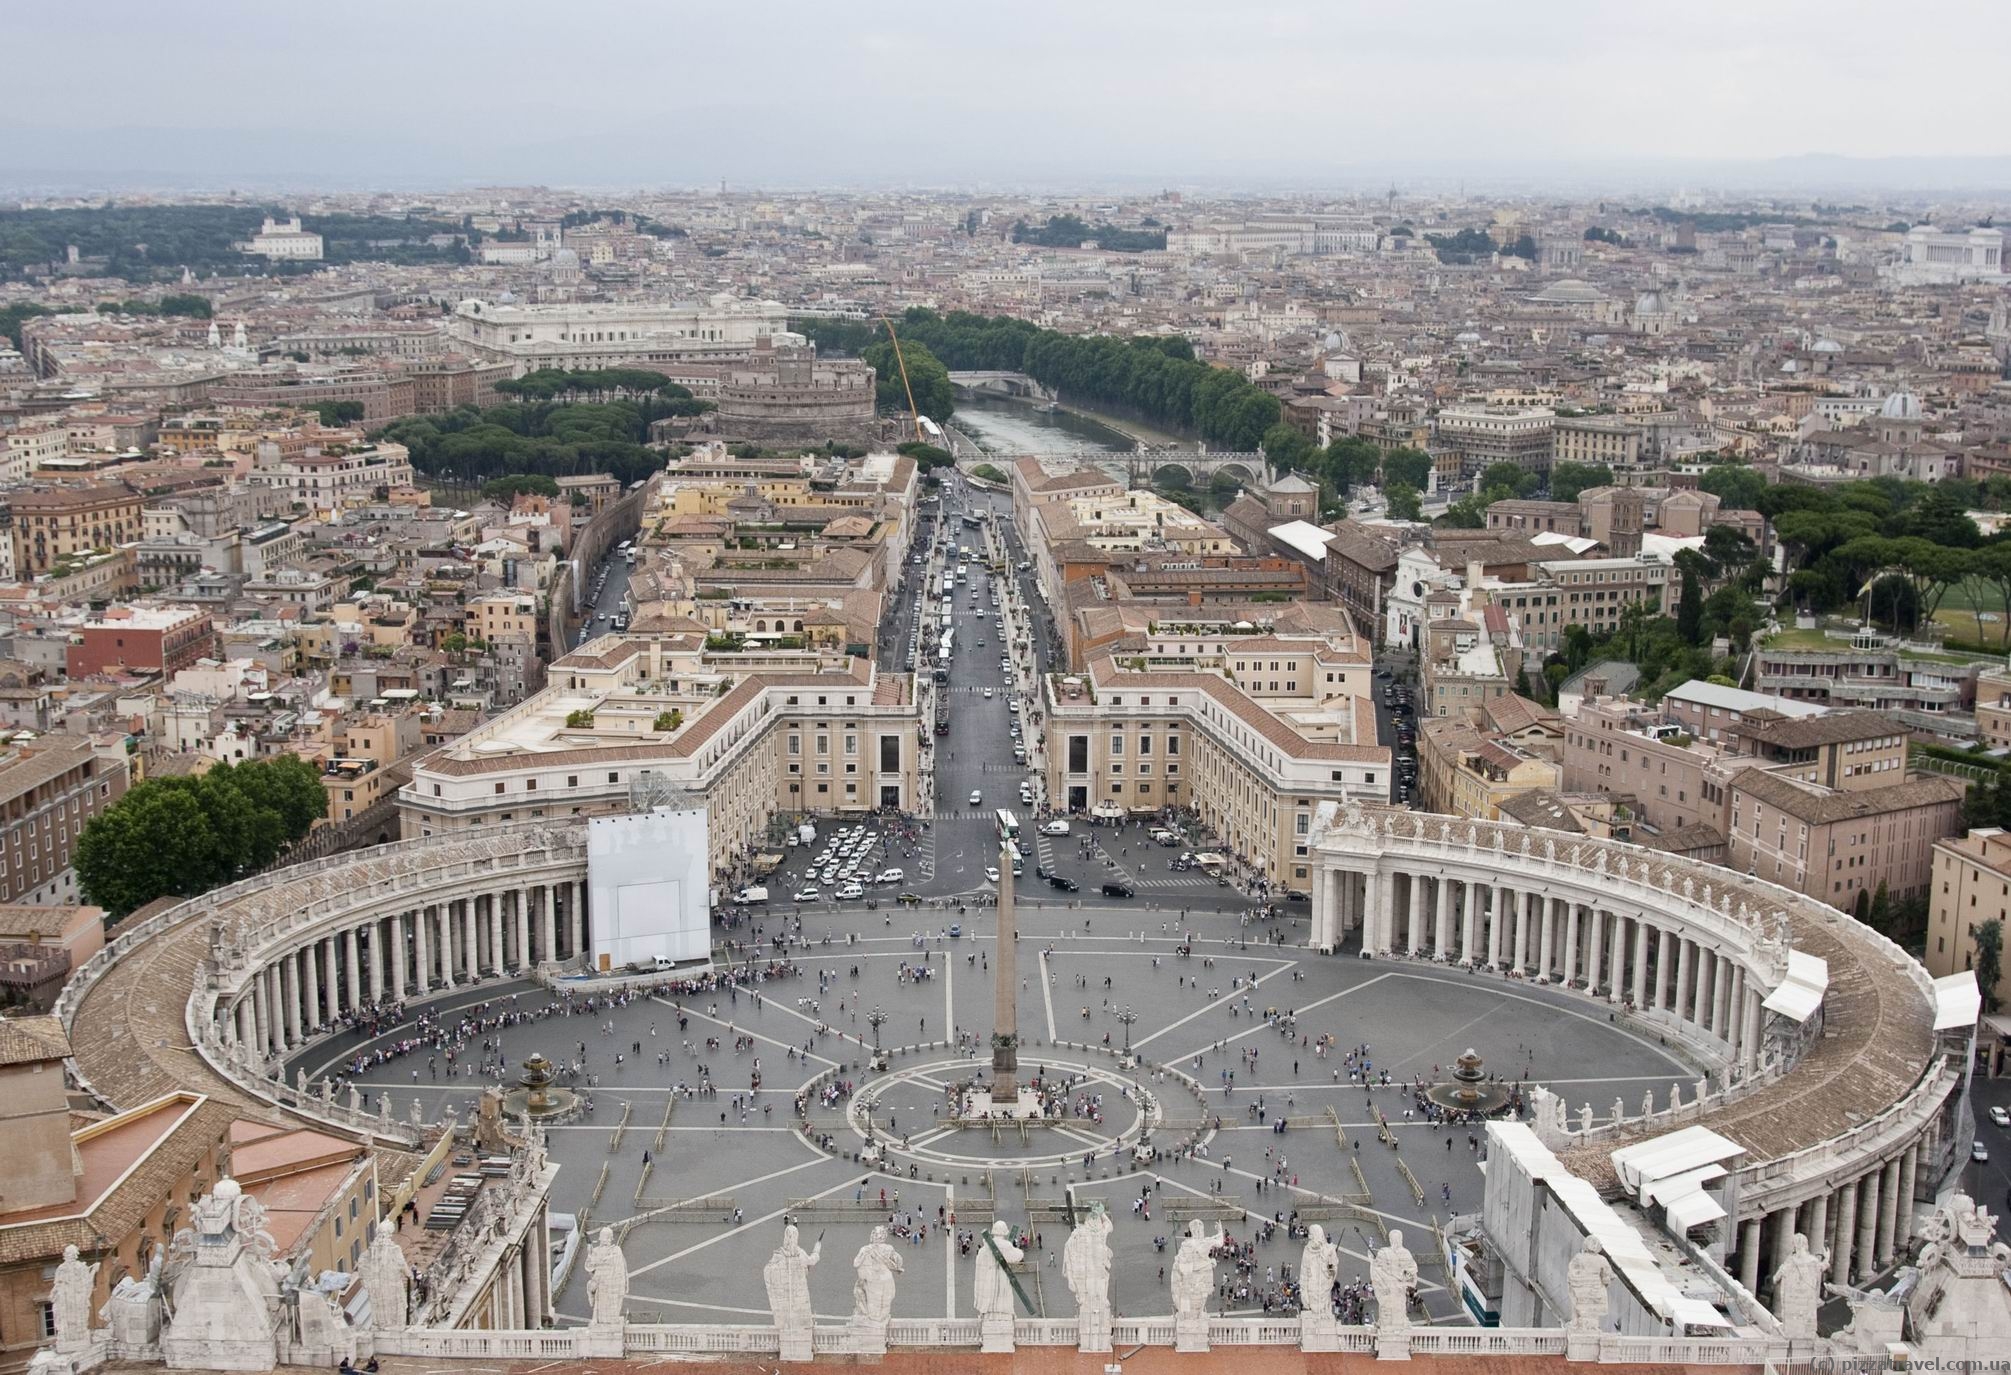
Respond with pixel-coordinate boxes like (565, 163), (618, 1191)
(50, 1245), (99, 1355)
(1565, 1237), (1613, 1333)
(1369, 1230), (1417, 1334)
(1171, 1219), (1223, 1319)
(361, 1221), (410, 1331)
(850, 1225), (903, 1332)
(585, 1226), (628, 1329)
(764, 1223), (820, 1360)
(1063, 1203), (1113, 1348)
(1770, 1233), (1825, 1339)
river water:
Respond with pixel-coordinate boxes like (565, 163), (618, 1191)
(950, 394), (1137, 457)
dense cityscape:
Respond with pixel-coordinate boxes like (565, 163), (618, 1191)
(3, 5), (2011, 1373)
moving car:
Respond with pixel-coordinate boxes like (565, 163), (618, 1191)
(835, 882), (865, 900)
(1048, 874), (1080, 892)
(875, 868), (905, 884)
(1973, 1141), (1991, 1163)
(1990, 1106), (2011, 1128)
(792, 888), (821, 902)
(733, 885), (769, 903)
(969, 789), (983, 804)
(1043, 820), (1070, 835)
(1101, 882), (1134, 898)
(985, 866), (1001, 883)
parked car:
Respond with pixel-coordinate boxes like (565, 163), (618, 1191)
(1101, 882), (1134, 898)
(1973, 1141), (1991, 1163)
(1044, 820), (1070, 835)
(985, 866), (1001, 883)
(792, 888), (821, 902)
(1990, 1106), (2011, 1128)
(969, 789), (983, 805)
(875, 868), (905, 884)
(733, 885), (770, 903)
(1048, 874), (1080, 892)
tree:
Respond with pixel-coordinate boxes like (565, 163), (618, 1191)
(1382, 448), (1432, 491)
(1973, 919), (2004, 1014)
(862, 338), (955, 426)
(1548, 462), (1612, 504)
(482, 473), (562, 501)
(1676, 559), (1704, 641)
(1480, 462), (1537, 498)
(313, 400), (367, 427)
(1698, 462), (1768, 512)
(1261, 423), (1314, 475)
(74, 757), (327, 918)
(1385, 483), (1423, 521)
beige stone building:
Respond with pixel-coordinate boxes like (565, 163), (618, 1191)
(401, 634), (922, 881)
(1041, 611), (1387, 893)
(1927, 827), (2011, 1009)
(1416, 715), (1561, 819)
(1727, 768), (1963, 909)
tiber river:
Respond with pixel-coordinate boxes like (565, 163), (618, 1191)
(950, 393), (1141, 458)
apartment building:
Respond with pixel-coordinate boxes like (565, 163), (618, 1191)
(7, 485), (145, 576)
(67, 604), (217, 678)
(1550, 416), (1643, 471)
(1751, 629), (1981, 733)
(1415, 715), (1561, 820)
(1976, 666), (2011, 749)
(1926, 828), (2011, 1008)
(1419, 604), (1524, 719)
(244, 439), (416, 511)
(0, 734), (131, 906)
(400, 637), (921, 882)
(1727, 767), (1961, 908)
(1041, 615), (1387, 894)
(1434, 404), (1556, 482)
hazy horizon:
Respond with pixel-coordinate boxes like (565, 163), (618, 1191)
(7, 0), (2011, 199)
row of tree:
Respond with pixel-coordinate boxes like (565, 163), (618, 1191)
(0, 205), (470, 282)
(1010, 214), (1166, 253)
(796, 309), (1283, 451)
(76, 757), (329, 918)
(494, 367), (710, 407)
(375, 396), (674, 489)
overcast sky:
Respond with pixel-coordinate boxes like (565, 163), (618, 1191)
(7, 1), (2009, 194)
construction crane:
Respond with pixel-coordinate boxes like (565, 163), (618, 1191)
(877, 315), (928, 445)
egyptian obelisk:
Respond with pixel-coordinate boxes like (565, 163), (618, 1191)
(991, 838), (1018, 1098)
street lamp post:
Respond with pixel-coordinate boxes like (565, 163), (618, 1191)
(867, 1006), (889, 1069)
(1116, 1006), (1138, 1057)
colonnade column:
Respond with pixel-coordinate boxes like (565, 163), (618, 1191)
(344, 927), (362, 1011)
(1487, 886), (1505, 968)
(390, 912), (408, 1001)
(1806, 1195), (1829, 1272)
(1876, 1157), (1903, 1269)
(1458, 880), (1476, 963)
(366, 919), (384, 1003)
(1560, 901), (1580, 986)
(1433, 877), (1453, 957)
(541, 885), (557, 968)
(415, 906), (433, 992)
(1855, 1168), (1882, 1283)
(464, 899), (480, 981)
(1675, 938), (1695, 1024)
(1632, 921), (1650, 1007)
(1536, 896), (1556, 981)
(1832, 1179), (1859, 1285)
(1737, 1217), (1762, 1294)
(1743, 986), (1764, 1073)
(253, 969), (272, 1055)
(283, 954), (301, 1045)
(323, 937), (341, 1023)
(489, 893), (505, 976)
(1898, 1145), (1919, 1242)
(1585, 906), (1605, 996)
(570, 881), (585, 961)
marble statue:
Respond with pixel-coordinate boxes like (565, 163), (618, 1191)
(585, 1227), (627, 1328)
(51, 1245), (99, 1354)
(764, 1224), (820, 1361)
(1297, 1223), (1341, 1349)
(1171, 1219), (1224, 1318)
(101, 1251), (164, 1352)
(360, 1221), (410, 1330)
(1565, 1237), (1613, 1333)
(1370, 1230), (1418, 1333)
(973, 1220), (1021, 1318)
(1771, 1233), (1825, 1339)
(1063, 1203), (1114, 1350)
(1169, 1219), (1223, 1352)
(409, 1098), (424, 1127)
(850, 1225), (903, 1337)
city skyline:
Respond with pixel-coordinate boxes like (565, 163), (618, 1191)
(7, 0), (2011, 195)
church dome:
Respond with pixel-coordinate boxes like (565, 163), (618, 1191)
(1880, 391), (1922, 420)
(1812, 337), (1843, 354)
(1634, 290), (1666, 315)
(1528, 279), (1606, 305)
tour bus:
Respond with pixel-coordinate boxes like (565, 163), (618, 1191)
(994, 809), (1020, 842)
(941, 573), (954, 599)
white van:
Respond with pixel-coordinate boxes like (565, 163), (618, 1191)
(734, 885), (770, 903)
(1043, 820), (1070, 836)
